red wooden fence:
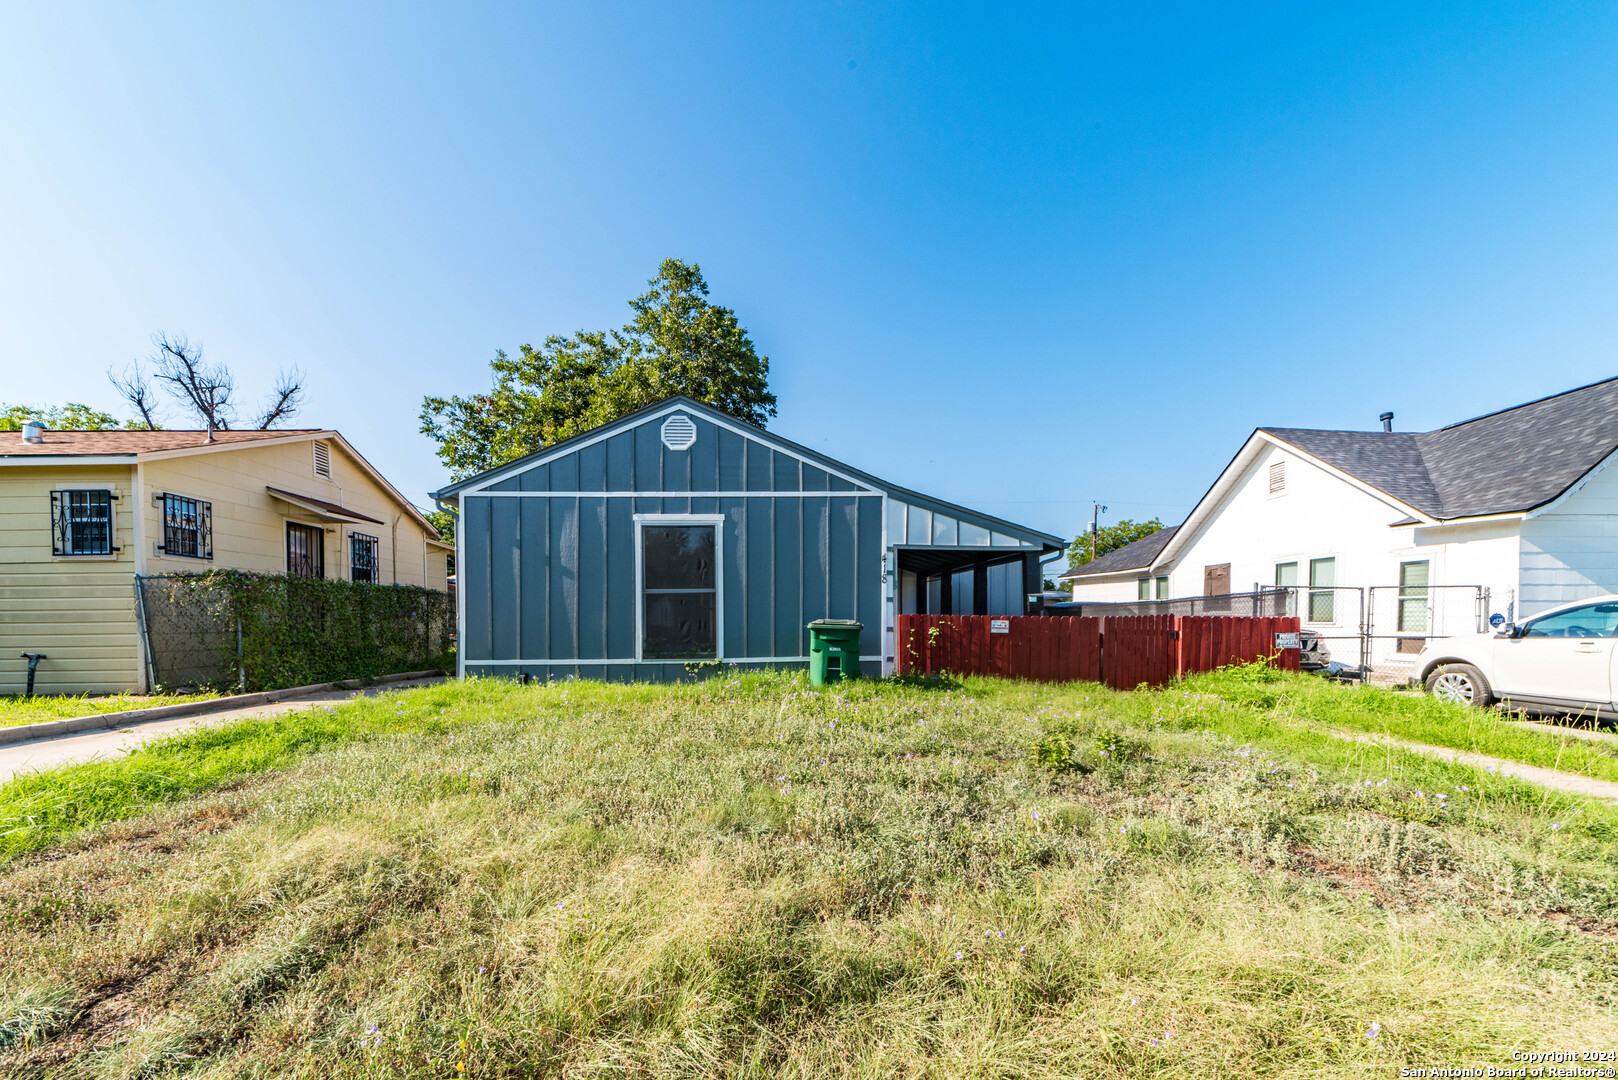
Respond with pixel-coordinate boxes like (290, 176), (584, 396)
(894, 613), (1301, 689)
(1177, 616), (1302, 676)
(896, 614), (1101, 683)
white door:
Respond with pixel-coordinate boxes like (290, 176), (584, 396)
(1492, 600), (1618, 708)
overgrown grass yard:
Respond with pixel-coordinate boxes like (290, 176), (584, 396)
(1260, 674), (1618, 784)
(1, 669), (1615, 1078)
(0, 691), (220, 729)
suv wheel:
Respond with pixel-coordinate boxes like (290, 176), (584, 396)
(1425, 663), (1493, 707)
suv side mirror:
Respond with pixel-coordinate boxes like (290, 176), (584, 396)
(1495, 622), (1518, 638)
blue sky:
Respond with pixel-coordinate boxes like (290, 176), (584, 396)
(5, 3), (1618, 542)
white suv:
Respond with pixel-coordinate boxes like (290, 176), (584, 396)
(1417, 594), (1618, 720)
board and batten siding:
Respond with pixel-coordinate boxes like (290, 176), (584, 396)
(462, 411), (884, 681)
(0, 464), (143, 695)
(450, 401), (1062, 682)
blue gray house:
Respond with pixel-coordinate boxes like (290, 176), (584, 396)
(432, 397), (1065, 681)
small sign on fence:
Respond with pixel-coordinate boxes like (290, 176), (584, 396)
(989, 618), (1010, 634)
(1275, 632), (1301, 650)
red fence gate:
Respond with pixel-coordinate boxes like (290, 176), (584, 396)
(1100, 615), (1177, 690)
(895, 613), (1300, 689)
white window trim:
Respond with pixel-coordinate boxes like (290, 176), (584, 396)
(1305, 553), (1342, 627)
(51, 483), (121, 560)
(633, 513), (725, 663)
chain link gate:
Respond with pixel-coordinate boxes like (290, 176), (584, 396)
(1364, 585), (1490, 687)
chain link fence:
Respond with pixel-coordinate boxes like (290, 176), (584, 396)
(136, 572), (454, 692)
(1066, 584), (1490, 686)
(1063, 588), (1293, 619)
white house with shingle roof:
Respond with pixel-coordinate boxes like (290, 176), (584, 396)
(1064, 377), (1618, 664)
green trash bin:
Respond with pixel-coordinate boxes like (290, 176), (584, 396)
(807, 619), (863, 686)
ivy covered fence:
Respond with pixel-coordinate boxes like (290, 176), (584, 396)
(136, 570), (454, 692)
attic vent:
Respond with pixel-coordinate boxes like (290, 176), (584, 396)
(661, 414), (697, 451)
(1268, 461), (1286, 493)
(313, 440), (332, 478)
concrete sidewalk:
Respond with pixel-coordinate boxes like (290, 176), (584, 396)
(0, 677), (444, 784)
(1329, 729), (1618, 802)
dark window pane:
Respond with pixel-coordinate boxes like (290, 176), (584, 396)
(643, 526), (715, 589)
(644, 592), (716, 659)
(164, 495), (202, 557)
(287, 523), (325, 578)
(66, 490), (112, 554)
(350, 533), (379, 583)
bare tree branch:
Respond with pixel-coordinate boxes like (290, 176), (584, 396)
(149, 333), (235, 430)
(254, 367), (305, 429)
(107, 362), (163, 429)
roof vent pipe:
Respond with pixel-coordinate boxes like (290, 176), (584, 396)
(21, 420), (44, 444)
(1379, 412), (1394, 433)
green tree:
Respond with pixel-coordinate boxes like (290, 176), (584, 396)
(421, 259), (777, 480)
(0, 403), (131, 431)
(1062, 517), (1164, 589)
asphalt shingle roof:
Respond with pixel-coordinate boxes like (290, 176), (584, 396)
(1259, 377), (1618, 521)
(1060, 525), (1179, 579)
(0, 429), (325, 456)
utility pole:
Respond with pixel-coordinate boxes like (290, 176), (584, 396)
(1090, 502), (1107, 562)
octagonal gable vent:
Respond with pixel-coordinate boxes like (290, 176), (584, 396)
(661, 414), (697, 451)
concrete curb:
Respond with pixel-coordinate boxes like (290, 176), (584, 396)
(0, 670), (446, 747)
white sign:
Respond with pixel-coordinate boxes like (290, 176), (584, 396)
(990, 618), (1011, 634)
(1274, 632), (1301, 650)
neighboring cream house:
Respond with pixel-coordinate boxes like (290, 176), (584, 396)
(1, 426), (450, 695)
(1062, 377), (1618, 677)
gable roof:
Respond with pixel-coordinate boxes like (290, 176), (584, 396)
(0, 428), (325, 456)
(1154, 375), (1618, 572)
(1058, 525), (1179, 580)
(1, 427), (440, 539)
(432, 395), (1066, 550)
(1258, 376), (1618, 521)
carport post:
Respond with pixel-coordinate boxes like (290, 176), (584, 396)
(1023, 552), (1042, 613)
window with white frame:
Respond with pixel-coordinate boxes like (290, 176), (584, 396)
(1275, 561), (1298, 616)
(51, 489), (115, 555)
(1398, 560), (1429, 633)
(642, 524), (717, 659)
(1137, 577), (1151, 601)
(1155, 576), (1169, 600)
(350, 533), (380, 584)
(1308, 557), (1336, 623)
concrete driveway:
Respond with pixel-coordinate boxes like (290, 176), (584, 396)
(0, 676), (445, 784)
